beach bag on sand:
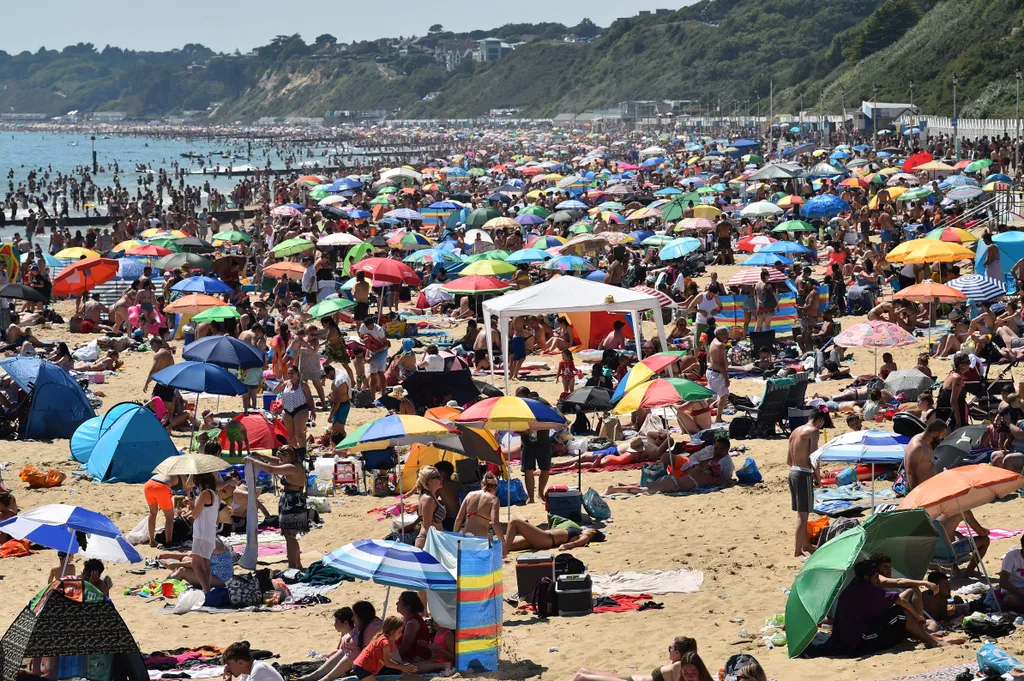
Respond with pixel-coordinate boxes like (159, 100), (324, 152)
(640, 462), (667, 488)
(964, 614), (1015, 640)
(723, 654), (760, 681)
(728, 416), (754, 440)
(555, 553), (587, 577)
(530, 576), (558, 617)
(582, 488), (611, 521)
(226, 574), (263, 607)
(735, 458), (762, 484)
(977, 642), (1024, 675)
(351, 389), (373, 409)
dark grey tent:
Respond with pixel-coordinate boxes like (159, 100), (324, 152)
(1, 582), (146, 681)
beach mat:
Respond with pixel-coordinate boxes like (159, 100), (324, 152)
(589, 568), (703, 596)
(549, 461), (645, 475)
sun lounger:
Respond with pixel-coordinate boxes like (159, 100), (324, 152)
(733, 377), (793, 438)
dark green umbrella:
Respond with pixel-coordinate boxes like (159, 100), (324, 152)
(155, 252), (213, 271)
(785, 509), (938, 658)
(659, 192), (703, 222)
(466, 207), (500, 227)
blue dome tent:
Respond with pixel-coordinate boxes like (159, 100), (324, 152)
(0, 358), (94, 439)
(975, 231), (1024, 294)
(71, 403), (179, 483)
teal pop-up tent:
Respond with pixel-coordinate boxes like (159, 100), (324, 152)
(71, 402), (179, 483)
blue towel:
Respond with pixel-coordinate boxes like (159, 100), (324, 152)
(813, 500), (864, 517)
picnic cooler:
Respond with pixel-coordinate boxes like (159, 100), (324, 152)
(556, 573), (593, 617)
(545, 487), (582, 523)
(516, 553), (554, 600)
(788, 407), (814, 430)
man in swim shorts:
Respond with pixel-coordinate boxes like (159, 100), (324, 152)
(706, 327), (730, 420)
(509, 316), (528, 380)
(787, 410), (825, 557)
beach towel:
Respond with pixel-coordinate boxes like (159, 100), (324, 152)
(813, 483), (895, 503)
(548, 460), (645, 475)
(812, 500), (864, 517)
(957, 525), (1023, 541)
(231, 543), (289, 557)
(592, 593), (655, 613)
(589, 568), (703, 596)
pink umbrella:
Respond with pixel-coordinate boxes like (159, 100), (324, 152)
(270, 205), (301, 217)
(725, 268), (788, 287)
(631, 285), (677, 308)
(834, 320), (917, 373)
(675, 218), (716, 231)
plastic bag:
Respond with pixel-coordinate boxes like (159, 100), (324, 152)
(735, 458), (762, 485)
(977, 642), (1023, 673)
(172, 589), (206, 614)
(73, 340), (99, 362)
(835, 466), (858, 486)
(20, 465), (66, 489)
(582, 488), (611, 521)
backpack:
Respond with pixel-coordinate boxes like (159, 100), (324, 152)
(555, 553), (587, 577)
(226, 574), (263, 607)
(351, 389), (373, 409)
(964, 613), (1016, 639)
(582, 488), (611, 521)
(729, 415), (754, 440)
(530, 576), (558, 617)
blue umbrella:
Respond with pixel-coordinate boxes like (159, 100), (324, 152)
(0, 504), (142, 563)
(659, 238), (702, 260)
(330, 178), (363, 192)
(345, 209), (372, 219)
(171, 276), (233, 294)
(789, 126), (801, 133)
(151, 361), (248, 396)
(182, 336), (265, 370)
(585, 270), (606, 281)
(427, 201), (462, 211)
(940, 175), (979, 189)
(640, 156), (666, 167)
(988, 173), (1013, 183)
(740, 252), (794, 267)
(555, 200), (588, 210)
(759, 241), (815, 256)
(629, 230), (655, 242)
(385, 208), (426, 221)
(515, 213), (546, 226)
(948, 274), (1006, 302)
(486, 193), (512, 203)
(731, 139), (759, 148)
(800, 195), (850, 219)
(506, 248), (552, 265)
(284, 203), (305, 212)
(324, 539), (456, 591)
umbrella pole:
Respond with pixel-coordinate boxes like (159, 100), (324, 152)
(870, 463), (875, 510)
(60, 531), (75, 577)
(382, 585), (391, 614)
(188, 395), (201, 452)
(958, 503), (1000, 612)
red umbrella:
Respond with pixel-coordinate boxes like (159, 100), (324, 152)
(630, 285), (676, 308)
(52, 258), (119, 298)
(441, 275), (511, 294)
(350, 257), (420, 286)
(126, 244), (173, 257)
(903, 151), (933, 173)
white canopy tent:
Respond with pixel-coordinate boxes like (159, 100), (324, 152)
(481, 277), (670, 394)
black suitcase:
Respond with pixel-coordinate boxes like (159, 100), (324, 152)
(555, 573), (593, 617)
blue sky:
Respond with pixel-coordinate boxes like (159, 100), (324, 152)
(4, 0), (699, 54)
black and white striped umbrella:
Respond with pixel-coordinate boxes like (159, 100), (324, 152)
(948, 274), (1006, 302)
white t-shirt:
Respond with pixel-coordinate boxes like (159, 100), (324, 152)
(1001, 548), (1024, 591)
(243, 661), (283, 681)
(686, 445), (735, 480)
(359, 324), (388, 354)
(333, 370), (351, 390)
(422, 354), (444, 372)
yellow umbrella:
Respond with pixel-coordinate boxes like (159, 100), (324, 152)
(693, 205), (722, 219)
(460, 260), (517, 276)
(140, 228), (187, 238)
(54, 247), (100, 259)
(887, 240), (974, 264)
(868, 186), (908, 209)
(526, 190), (545, 199)
(112, 240), (145, 252)
(878, 167), (900, 176)
(916, 161), (954, 172)
(686, 156), (701, 165)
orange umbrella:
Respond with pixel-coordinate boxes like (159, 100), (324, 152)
(164, 294), (227, 315)
(893, 282), (967, 304)
(51, 258), (119, 298)
(898, 465), (1024, 518)
(263, 262), (307, 280)
(126, 244), (173, 257)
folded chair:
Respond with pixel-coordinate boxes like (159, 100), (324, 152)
(734, 377), (794, 438)
(930, 519), (975, 576)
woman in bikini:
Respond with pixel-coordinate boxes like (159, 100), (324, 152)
(453, 472), (502, 544)
(544, 317), (573, 353)
(414, 466), (447, 549)
(246, 445), (307, 569)
(276, 364), (316, 450)
(569, 638), (700, 681)
(501, 518), (605, 557)
(676, 400), (712, 434)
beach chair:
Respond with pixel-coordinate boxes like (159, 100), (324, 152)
(734, 377), (794, 439)
(929, 519), (975, 575)
(785, 371), (810, 410)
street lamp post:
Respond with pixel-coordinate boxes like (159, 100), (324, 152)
(909, 80), (914, 110)
(1016, 70), (1021, 171)
(872, 85), (878, 141)
(840, 86), (847, 147)
(952, 74), (959, 160)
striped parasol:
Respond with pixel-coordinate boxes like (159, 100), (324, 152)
(725, 267), (788, 286)
(336, 414), (454, 452)
(631, 285), (676, 308)
(948, 274), (1006, 302)
(737, 235), (777, 252)
(612, 378), (714, 415)
(323, 539), (456, 591)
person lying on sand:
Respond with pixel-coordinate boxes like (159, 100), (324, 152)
(502, 518), (604, 558)
(73, 349), (122, 372)
(570, 637), (707, 681)
(604, 438), (735, 495)
(553, 433), (672, 469)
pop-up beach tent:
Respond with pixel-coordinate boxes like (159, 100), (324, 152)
(71, 403), (179, 483)
(560, 311), (634, 349)
(0, 357), (94, 439)
(483, 277), (668, 393)
(974, 231), (1024, 294)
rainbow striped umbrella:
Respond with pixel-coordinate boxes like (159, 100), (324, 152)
(455, 396), (567, 430)
(403, 248), (462, 264)
(541, 255), (597, 273)
(459, 260), (517, 277)
(612, 378), (714, 415)
(611, 352), (689, 402)
(324, 539), (456, 591)
(922, 226), (978, 244)
(527, 235), (565, 249)
(337, 414), (454, 452)
(387, 231), (433, 251)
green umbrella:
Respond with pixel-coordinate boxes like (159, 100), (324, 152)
(468, 168), (486, 177)
(307, 298), (356, 319)
(466, 207), (501, 227)
(463, 250), (510, 263)
(659, 192), (704, 222)
(377, 186), (398, 195)
(369, 196), (393, 205)
(309, 190), (330, 201)
(966, 158), (993, 173)
(640, 234), (676, 247)
(899, 186), (934, 201)
(272, 238), (315, 257)
(192, 306), (241, 323)
(155, 252), (213, 271)
(148, 237), (182, 251)
(772, 220), (816, 233)
(785, 509), (938, 658)
(343, 242), (375, 276)
(569, 222), (594, 235)
(519, 205), (550, 218)
(212, 230), (252, 244)
(741, 154), (764, 164)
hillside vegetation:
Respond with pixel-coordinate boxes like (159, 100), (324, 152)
(6, 0), (1024, 121)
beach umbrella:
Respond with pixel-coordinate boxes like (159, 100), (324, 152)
(641, 234), (677, 247)
(883, 369), (935, 401)
(726, 267), (788, 287)
(900, 240), (975, 265)
(966, 159), (993, 173)
(154, 454), (229, 476)
(464, 250), (510, 263)
(611, 353), (689, 403)
(324, 539), (456, 592)
(384, 208), (427, 222)
(432, 427), (503, 466)
(482, 216), (519, 231)
(630, 285), (676, 309)
(164, 294), (227, 316)
(893, 281), (966, 304)
(387, 231), (433, 251)
(541, 255), (597, 273)
(526, 235), (565, 250)
(337, 414), (455, 452)
(785, 509), (938, 657)
(171, 276), (233, 294)
(155, 252), (212, 271)
(658, 238), (702, 260)
(151, 360), (246, 445)
(520, 205), (551, 218)
(0, 504), (143, 565)
(182, 336), (265, 369)
(772, 220), (816, 233)
(933, 425), (989, 472)
(54, 247), (100, 260)
(146, 237), (182, 252)
(946, 186), (984, 201)
(51, 258), (119, 298)
(271, 205), (301, 217)
(212, 230), (253, 244)
(271, 238), (315, 257)
(674, 218), (716, 231)
(899, 464), (1024, 518)
(740, 252), (792, 267)
(112, 240), (145, 253)
(759, 241), (815, 256)
(403, 249), (461, 265)
(800, 195), (850, 219)
(175, 237), (215, 254)
(350, 258), (420, 286)
(809, 428), (911, 508)
(923, 226), (978, 243)
(191, 306), (241, 323)
(0, 283), (46, 303)
(455, 396), (566, 430)
(560, 387), (614, 415)
(318, 232), (364, 247)
(126, 244), (172, 257)
(834, 320), (916, 373)
(898, 185), (934, 201)
(441, 275), (511, 295)
(776, 195), (804, 208)
(515, 213), (546, 227)
(506, 248), (552, 265)
(740, 201), (784, 217)
(307, 298), (356, 319)
(460, 260), (517, 277)
(948, 274), (1006, 302)
(466, 207), (501, 227)
(612, 378), (714, 415)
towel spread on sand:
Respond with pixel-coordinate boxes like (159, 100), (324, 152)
(549, 461), (645, 475)
(589, 568), (703, 596)
(957, 525), (1023, 541)
(814, 483), (895, 503)
(231, 543), (289, 557)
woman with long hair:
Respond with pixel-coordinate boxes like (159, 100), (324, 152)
(297, 602), (382, 681)
(245, 446), (307, 569)
(270, 322), (292, 380)
(414, 466), (447, 550)
(189, 473), (220, 593)
(569, 637), (698, 681)
(274, 365), (315, 453)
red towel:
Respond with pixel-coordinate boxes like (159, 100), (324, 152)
(593, 593), (654, 614)
(549, 461), (645, 475)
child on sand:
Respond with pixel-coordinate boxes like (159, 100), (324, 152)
(557, 349), (577, 395)
(351, 616), (417, 681)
